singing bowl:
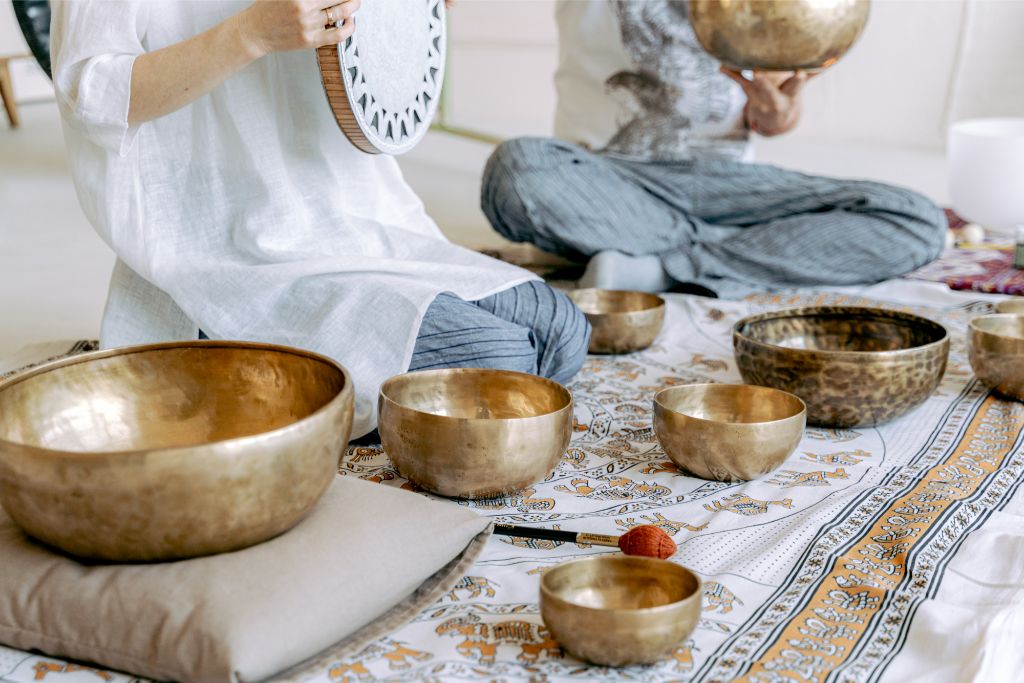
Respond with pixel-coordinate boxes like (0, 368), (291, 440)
(969, 315), (1024, 401)
(689, 0), (870, 71)
(540, 555), (702, 667)
(0, 342), (354, 561)
(654, 383), (806, 481)
(378, 368), (573, 498)
(568, 289), (665, 354)
(995, 300), (1024, 316)
(734, 307), (949, 428)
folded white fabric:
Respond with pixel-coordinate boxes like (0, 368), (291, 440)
(0, 476), (490, 682)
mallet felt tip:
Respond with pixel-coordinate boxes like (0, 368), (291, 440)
(492, 523), (677, 559)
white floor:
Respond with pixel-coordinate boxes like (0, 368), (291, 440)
(0, 100), (950, 359)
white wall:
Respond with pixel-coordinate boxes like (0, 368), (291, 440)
(442, 0), (1024, 145)
(430, 0), (1024, 204)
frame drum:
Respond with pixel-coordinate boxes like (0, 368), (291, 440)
(317, 0), (446, 155)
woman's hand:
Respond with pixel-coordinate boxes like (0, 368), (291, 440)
(238, 0), (360, 58)
(128, 0), (360, 126)
(720, 67), (813, 137)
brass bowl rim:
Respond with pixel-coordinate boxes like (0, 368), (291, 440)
(379, 367), (573, 422)
(994, 300), (1024, 315)
(654, 382), (807, 426)
(540, 555), (703, 616)
(733, 306), (949, 360)
(568, 288), (667, 317)
(0, 340), (354, 459)
(969, 314), (1024, 342)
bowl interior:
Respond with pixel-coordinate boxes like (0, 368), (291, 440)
(656, 384), (803, 424)
(738, 309), (946, 353)
(972, 314), (1024, 342)
(382, 369), (570, 420)
(543, 556), (698, 611)
(568, 289), (664, 317)
(0, 345), (347, 452)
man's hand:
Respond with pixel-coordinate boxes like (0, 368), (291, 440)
(238, 0), (360, 58)
(720, 67), (814, 137)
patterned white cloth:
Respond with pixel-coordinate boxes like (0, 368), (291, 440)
(3, 281), (1023, 682)
(49, 0), (533, 438)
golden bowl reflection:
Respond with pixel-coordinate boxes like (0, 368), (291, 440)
(689, 0), (870, 71)
(568, 289), (665, 355)
(969, 314), (1024, 401)
(0, 341), (354, 561)
(540, 555), (702, 667)
(654, 383), (805, 481)
(378, 368), (573, 499)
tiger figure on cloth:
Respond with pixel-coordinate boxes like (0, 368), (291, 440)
(704, 493), (794, 516)
(444, 576), (498, 601)
(328, 639), (432, 680)
(436, 613), (561, 663)
(703, 581), (744, 614)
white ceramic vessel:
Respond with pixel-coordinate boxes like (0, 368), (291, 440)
(948, 118), (1024, 236)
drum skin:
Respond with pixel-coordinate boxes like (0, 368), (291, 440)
(317, 0), (446, 155)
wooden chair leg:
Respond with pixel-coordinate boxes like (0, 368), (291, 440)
(0, 58), (20, 128)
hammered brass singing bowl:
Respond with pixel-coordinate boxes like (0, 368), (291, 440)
(568, 289), (665, 354)
(540, 555), (702, 667)
(689, 0), (870, 71)
(378, 368), (573, 499)
(0, 341), (354, 562)
(734, 307), (949, 428)
(654, 383), (806, 481)
(969, 315), (1024, 401)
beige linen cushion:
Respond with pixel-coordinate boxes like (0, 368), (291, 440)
(0, 476), (491, 682)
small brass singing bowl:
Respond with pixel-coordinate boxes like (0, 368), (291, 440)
(995, 300), (1024, 316)
(568, 289), (666, 354)
(969, 315), (1024, 401)
(0, 341), (354, 562)
(689, 0), (870, 72)
(734, 307), (949, 428)
(654, 383), (805, 481)
(540, 555), (702, 667)
(378, 368), (573, 499)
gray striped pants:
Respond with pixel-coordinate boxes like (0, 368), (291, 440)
(481, 138), (947, 298)
(410, 281), (591, 386)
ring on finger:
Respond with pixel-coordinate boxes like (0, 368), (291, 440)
(324, 7), (336, 26)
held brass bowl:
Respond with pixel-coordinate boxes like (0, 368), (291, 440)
(654, 383), (806, 481)
(540, 555), (702, 667)
(0, 341), (354, 562)
(689, 0), (870, 71)
(734, 307), (949, 428)
(378, 368), (573, 498)
(995, 300), (1024, 316)
(969, 314), (1024, 401)
(568, 289), (666, 354)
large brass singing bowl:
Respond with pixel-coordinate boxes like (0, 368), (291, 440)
(0, 341), (354, 561)
(689, 0), (870, 71)
(654, 383), (806, 481)
(540, 555), (702, 667)
(568, 289), (665, 355)
(969, 315), (1024, 401)
(734, 307), (949, 428)
(378, 368), (573, 499)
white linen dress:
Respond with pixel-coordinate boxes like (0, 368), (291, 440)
(50, 0), (534, 436)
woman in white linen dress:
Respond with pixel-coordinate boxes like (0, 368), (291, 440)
(50, 0), (590, 437)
